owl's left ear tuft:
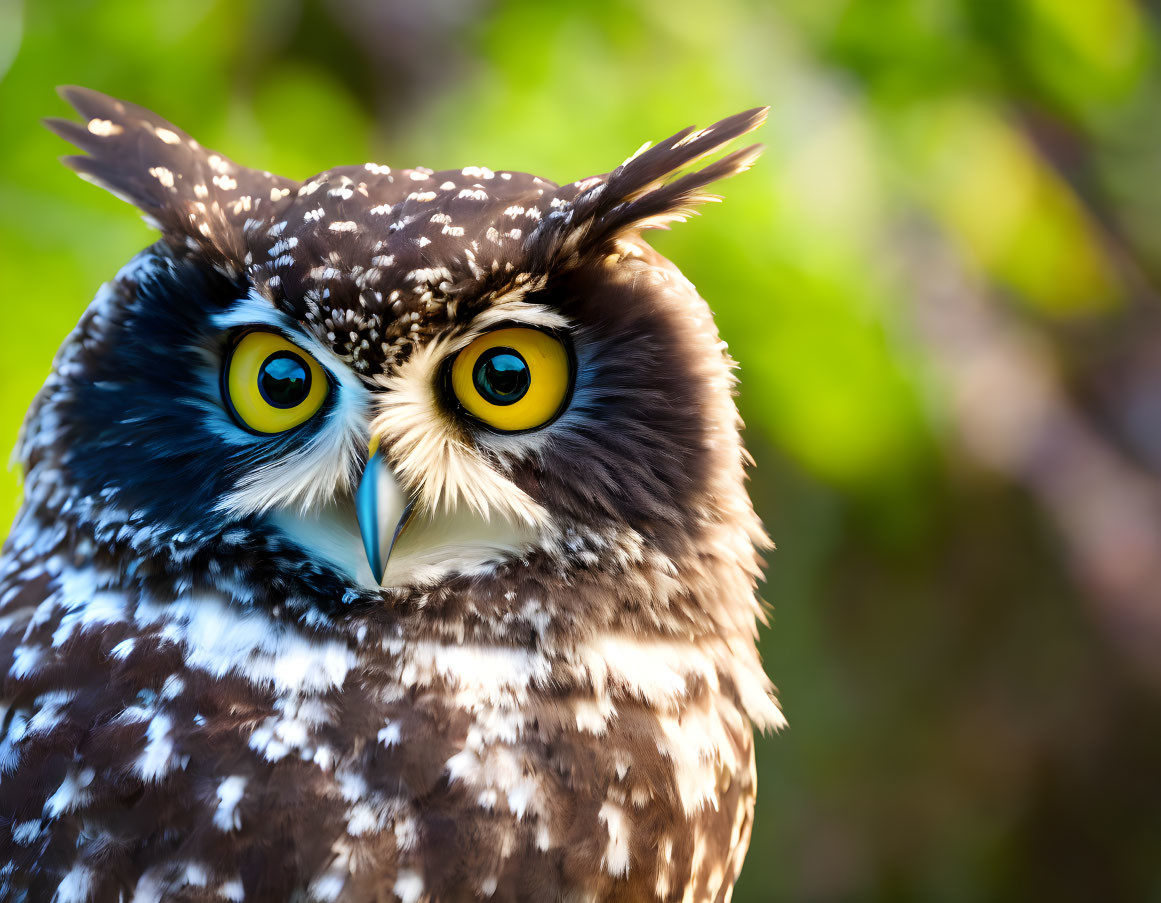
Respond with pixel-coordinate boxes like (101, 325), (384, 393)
(45, 87), (299, 276)
(530, 107), (767, 268)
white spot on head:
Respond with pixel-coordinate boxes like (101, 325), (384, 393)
(154, 126), (180, 145)
(148, 166), (175, 188)
(268, 237), (298, 257)
(87, 118), (123, 137)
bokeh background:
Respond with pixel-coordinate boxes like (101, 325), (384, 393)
(3, 0), (1161, 899)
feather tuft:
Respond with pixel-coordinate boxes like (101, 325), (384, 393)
(46, 87), (299, 268)
(528, 107), (768, 269)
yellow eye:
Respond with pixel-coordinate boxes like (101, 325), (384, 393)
(224, 330), (329, 434)
(449, 327), (571, 432)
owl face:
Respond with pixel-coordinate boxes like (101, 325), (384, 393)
(33, 89), (766, 607)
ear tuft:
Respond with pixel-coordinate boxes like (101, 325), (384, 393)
(46, 87), (299, 274)
(528, 108), (767, 269)
(597, 106), (767, 215)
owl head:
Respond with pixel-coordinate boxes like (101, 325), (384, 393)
(23, 88), (769, 638)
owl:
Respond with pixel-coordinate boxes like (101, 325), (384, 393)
(0, 88), (782, 902)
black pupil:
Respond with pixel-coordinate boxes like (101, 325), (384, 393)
(258, 352), (311, 408)
(473, 347), (530, 406)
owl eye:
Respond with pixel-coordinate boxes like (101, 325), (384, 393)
(223, 330), (329, 434)
(449, 327), (571, 432)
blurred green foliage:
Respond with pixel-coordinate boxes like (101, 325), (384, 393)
(4, 0), (1161, 899)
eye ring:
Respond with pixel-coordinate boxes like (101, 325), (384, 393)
(446, 326), (573, 434)
(222, 328), (330, 435)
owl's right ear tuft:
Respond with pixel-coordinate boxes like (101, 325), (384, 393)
(589, 106), (769, 236)
(527, 107), (767, 272)
(46, 87), (299, 276)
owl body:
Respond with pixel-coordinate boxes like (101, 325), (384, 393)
(0, 90), (780, 902)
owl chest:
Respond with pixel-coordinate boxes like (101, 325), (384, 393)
(0, 563), (756, 902)
(224, 638), (760, 902)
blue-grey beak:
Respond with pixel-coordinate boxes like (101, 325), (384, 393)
(355, 450), (417, 584)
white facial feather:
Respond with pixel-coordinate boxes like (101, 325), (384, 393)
(212, 294), (371, 519)
(211, 295), (565, 587)
(369, 326), (550, 529)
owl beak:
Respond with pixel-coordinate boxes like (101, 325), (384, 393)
(355, 450), (417, 584)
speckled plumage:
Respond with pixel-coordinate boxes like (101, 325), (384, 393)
(0, 88), (780, 902)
